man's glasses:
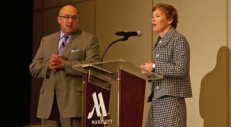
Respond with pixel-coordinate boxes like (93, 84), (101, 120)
(59, 15), (78, 20)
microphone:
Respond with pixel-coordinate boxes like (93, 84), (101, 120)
(100, 31), (141, 61)
(62, 42), (65, 47)
(115, 31), (142, 37)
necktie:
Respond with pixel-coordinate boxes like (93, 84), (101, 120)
(59, 35), (69, 55)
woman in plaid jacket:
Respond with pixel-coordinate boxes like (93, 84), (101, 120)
(140, 3), (192, 127)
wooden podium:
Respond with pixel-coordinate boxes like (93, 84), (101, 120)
(73, 59), (162, 127)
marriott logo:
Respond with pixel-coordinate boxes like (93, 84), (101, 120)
(87, 92), (113, 125)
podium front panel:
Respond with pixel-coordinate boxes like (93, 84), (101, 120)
(83, 74), (119, 127)
(82, 70), (146, 127)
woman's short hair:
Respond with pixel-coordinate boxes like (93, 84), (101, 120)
(152, 3), (179, 29)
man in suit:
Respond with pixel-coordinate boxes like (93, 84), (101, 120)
(29, 5), (100, 127)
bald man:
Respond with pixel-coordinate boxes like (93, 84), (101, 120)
(29, 5), (100, 127)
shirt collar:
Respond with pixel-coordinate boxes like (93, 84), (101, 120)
(60, 31), (71, 40)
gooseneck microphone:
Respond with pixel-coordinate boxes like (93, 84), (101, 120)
(100, 30), (142, 61)
(115, 31), (142, 37)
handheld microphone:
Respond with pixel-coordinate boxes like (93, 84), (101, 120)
(115, 31), (142, 37)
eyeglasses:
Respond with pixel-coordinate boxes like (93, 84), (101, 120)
(59, 15), (78, 20)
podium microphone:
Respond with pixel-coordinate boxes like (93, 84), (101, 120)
(115, 31), (142, 37)
(100, 31), (142, 62)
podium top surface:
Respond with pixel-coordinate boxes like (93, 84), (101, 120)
(72, 59), (163, 81)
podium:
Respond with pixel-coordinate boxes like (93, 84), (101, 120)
(73, 59), (162, 127)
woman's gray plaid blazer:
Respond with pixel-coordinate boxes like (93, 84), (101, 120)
(150, 27), (193, 99)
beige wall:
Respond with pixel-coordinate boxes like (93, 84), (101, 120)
(228, 0), (231, 124)
(32, 0), (230, 126)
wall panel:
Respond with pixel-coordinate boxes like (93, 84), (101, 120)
(33, 0), (43, 11)
(74, 1), (95, 34)
(95, 0), (153, 66)
(228, 0), (231, 126)
(43, 7), (60, 36)
(43, 0), (84, 9)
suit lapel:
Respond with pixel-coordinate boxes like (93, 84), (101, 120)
(61, 30), (81, 59)
(47, 32), (60, 55)
(161, 28), (175, 46)
(154, 28), (176, 59)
